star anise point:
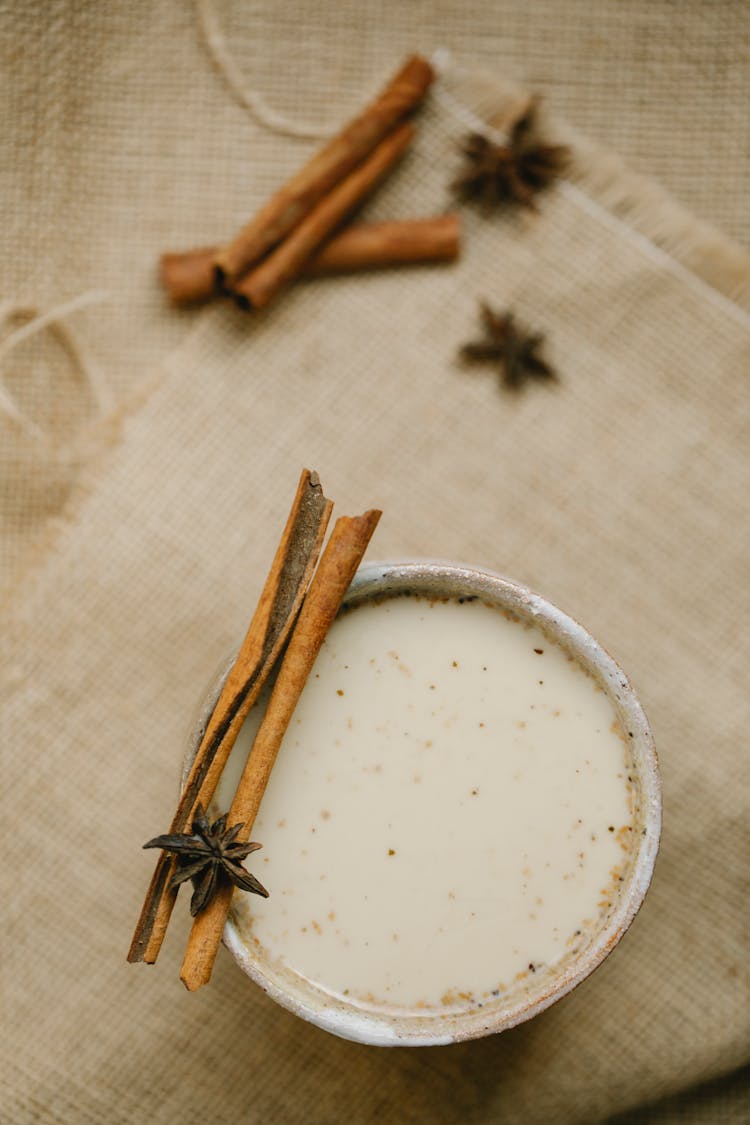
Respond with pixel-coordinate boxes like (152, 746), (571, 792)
(452, 101), (570, 211)
(143, 803), (268, 915)
(460, 303), (558, 392)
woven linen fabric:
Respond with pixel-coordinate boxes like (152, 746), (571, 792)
(2, 5), (750, 1124)
(2, 0), (750, 604)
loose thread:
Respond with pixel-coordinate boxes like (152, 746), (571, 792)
(0, 290), (111, 440)
(195, 0), (334, 140)
(429, 49), (511, 147)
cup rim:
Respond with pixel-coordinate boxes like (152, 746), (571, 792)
(200, 560), (661, 1046)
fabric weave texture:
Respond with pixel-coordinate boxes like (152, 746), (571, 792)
(1, 3), (748, 1122)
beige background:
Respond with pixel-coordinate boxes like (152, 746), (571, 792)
(1, 3), (749, 1122)
(3, 1), (750, 399)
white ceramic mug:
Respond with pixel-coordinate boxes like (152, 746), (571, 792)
(186, 562), (661, 1046)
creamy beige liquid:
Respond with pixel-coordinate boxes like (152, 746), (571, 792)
(215, 594), (637, 1016)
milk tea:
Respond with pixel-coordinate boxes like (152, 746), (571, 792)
(214, 593), (638, 1016)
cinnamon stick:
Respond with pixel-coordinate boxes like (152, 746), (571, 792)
(128, 469), (333, 964)
(160, 215), (461, 304)
(306, 215), (460, 275)
(179, 508), (382, 991)
(160, 246), (220, 305)
(232, 124), (413, 309)
(214, 54), (433, 284)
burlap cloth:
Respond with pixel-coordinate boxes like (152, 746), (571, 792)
(2, 4), (749, 1123)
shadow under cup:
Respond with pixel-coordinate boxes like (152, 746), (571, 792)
(185, 561), (661, 1046)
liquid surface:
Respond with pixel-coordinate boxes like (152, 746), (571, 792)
(215, 595), (636, 1014)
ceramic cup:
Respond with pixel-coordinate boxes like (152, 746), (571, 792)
(186, 561), (661, 1046)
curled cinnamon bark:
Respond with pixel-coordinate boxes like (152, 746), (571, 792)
(306, 214), (461, 274)
(180, 509), (382, 992)
(159, 246), (220, 305)
(232, 124), (413, 309)
(160, 216), (461, 305)
(213, 54), (433, 285)
(127, 470), (332, 964)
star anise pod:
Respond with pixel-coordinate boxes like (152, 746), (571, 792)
(460, 302), (557, 391)
(452, 100), (569, 211)
(144, 804), (269, 916)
